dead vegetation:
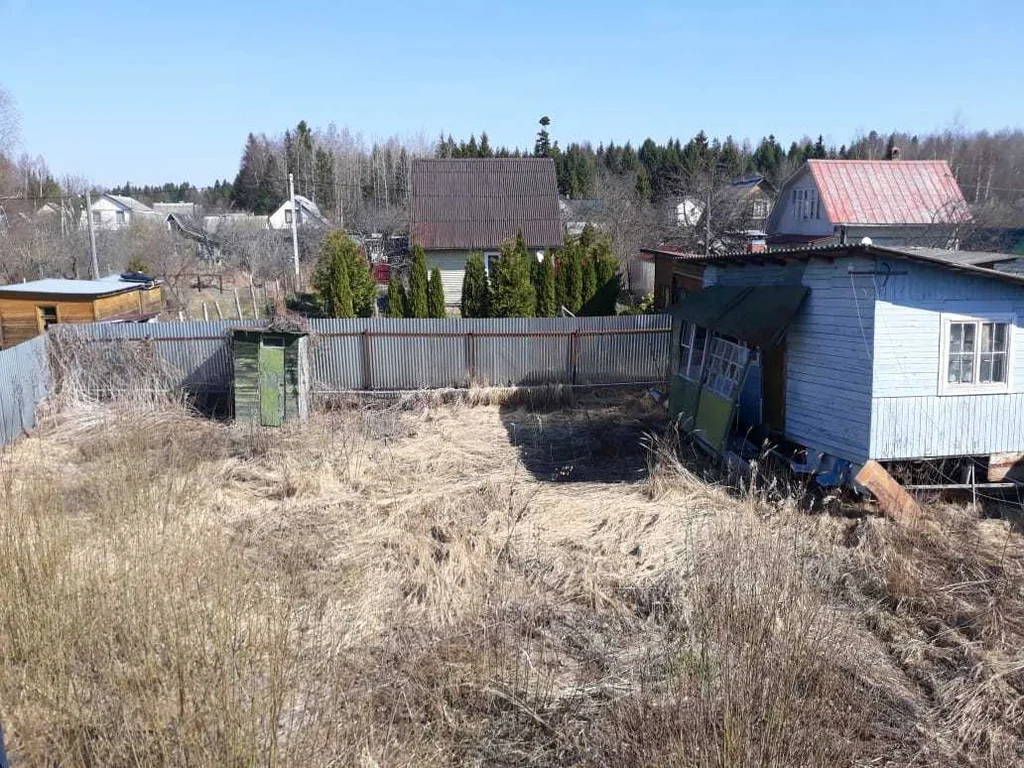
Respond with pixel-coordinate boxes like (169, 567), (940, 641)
(0, 391), (1022, 766)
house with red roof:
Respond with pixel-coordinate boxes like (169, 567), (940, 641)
(766, 158), (972, 248)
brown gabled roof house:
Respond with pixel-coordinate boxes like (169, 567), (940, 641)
(410, 158), (562, 305)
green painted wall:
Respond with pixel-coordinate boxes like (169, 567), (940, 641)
(232, 330), (309, 426)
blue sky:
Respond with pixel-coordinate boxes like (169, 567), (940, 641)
(2, 0), (1022, 187)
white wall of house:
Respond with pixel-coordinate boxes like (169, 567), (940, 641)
(79, 197), (160, 231)
(268, 199), (327, 230)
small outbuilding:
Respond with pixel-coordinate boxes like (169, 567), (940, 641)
(0, 274), (163, 349)
(231, 328), (310, 426)
(667, 243), (1024, 508)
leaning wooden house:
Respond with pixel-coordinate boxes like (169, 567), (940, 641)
(667, 243), (1024, 500)
(231, 328), (310, 426)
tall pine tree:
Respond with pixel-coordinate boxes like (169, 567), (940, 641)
(491, 231), (535, 317)
(461, 252), (491, 318)
(386, 276), (407, 318)
(428, 267), (446, 317)
(408, 246), (430, 318)
(312, 232), (354, 318)
(555, 239), (583, 314)
(534, 251), (556, 317)
(314, 231), (375, 318)
(581, 256), (597, 308)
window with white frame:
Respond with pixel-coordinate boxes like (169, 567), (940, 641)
(484, 251), (501, 277)
(92, 211), (102, 224)
(284, 209), (293, 225)
(940, 314), (1015, 394)
(115, 210), (126, 225)
(678, 321), (709, 381)
(791, 188), (821, 220)
(703, 335), (750, 399)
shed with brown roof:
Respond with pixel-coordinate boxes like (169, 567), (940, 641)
(410, 158), (563, 306)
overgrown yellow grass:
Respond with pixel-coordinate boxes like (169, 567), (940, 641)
(0, 392), (1022, 766)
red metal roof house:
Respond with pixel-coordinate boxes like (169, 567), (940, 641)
(766, 159), (972, 248)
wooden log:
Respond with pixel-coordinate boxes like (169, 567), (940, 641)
(214, 301), (223, 320)
(202, 303), (209, 322)
(249, 275), (259, 320)
(854, 460), (923, 524)
(234, 288), (244, 320)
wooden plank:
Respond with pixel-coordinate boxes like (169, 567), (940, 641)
(988, 452), (1024, 483)
(854, 460), (923, 524)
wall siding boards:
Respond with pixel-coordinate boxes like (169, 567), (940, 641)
(869, 260), (1024, 459)
(0, 336), (50, 445)
(705, 257), (877, 464)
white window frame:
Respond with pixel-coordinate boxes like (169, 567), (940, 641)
(938, 312), (1016, 396)
(703, 334), (750, 400)
(92, 210), (102, 224)
(115, 210), (126, 225)
(484, 251), (501, 278)
(284, 209), (293, 225)
(678, 320), (709, 382)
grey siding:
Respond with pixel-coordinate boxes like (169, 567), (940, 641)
(0, 335), (50, 445)
(705, 257), (877, 464)
(50, 316), (671, 396)
(870, 260), (1024, 459)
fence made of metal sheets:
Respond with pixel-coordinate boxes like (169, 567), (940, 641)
(50, 315), (672, 396)
(0, 335), (50, 445)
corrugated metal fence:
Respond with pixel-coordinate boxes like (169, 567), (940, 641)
(52, 315), (672, 395)
(0, 335), (50, 446)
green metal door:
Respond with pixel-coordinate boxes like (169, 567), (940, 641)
(259, 337), (286, 426)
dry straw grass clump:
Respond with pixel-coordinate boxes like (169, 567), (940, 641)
(0, 390), (1023, 766)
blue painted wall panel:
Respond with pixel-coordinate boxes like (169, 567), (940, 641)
(706, 256), (877, 463)
(869, 259), (1024, 459)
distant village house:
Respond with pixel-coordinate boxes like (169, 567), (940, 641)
(410, 158), (563, 305)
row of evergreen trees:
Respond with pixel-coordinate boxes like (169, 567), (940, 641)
(313, 227), (622, 320)
(458, 227), (620, 318)
(385, 248), (447, 318)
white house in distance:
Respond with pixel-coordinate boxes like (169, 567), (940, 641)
(268, 195), (330, 230)
(79, 194), (160, 231)
(766, 157), (972, 248)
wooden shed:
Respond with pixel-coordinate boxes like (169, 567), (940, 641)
(0, 276), (163, 349)
(231, 329), (310, 426)
(666, 242), (1024, 499)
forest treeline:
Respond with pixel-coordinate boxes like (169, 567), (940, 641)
(185, 118), (1024, 231)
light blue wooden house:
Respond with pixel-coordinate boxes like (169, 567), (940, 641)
(668, 243), (1024, 490)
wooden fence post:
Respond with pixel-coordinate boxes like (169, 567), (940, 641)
(569, 330), (580, 385)
(249, 276), (259, 320)
(233, 288), (244, 320)
(214, 301), (223, 320)
(202, 303), (209, 322)
(361, 329), (373, 390)
(465, 331), (476, 386)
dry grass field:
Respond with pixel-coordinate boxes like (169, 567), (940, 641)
(1, 389), (1023, 766)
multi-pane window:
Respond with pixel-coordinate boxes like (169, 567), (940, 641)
(703, 336), (750, 399)
(115, 210), (126, 225)
(678, 321), (708, 381)
(791, 189), (821, 220)
(942, 315), (1014, 393)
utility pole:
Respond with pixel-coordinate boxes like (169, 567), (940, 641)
(85, 191), (100, 279)
(289, 173), (301, 293)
